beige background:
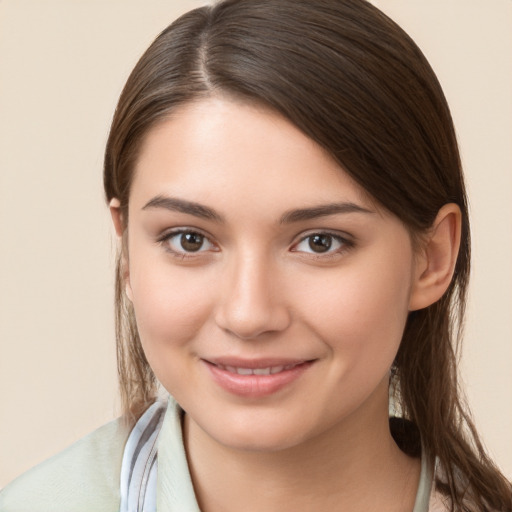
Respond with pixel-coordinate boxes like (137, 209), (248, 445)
(0, 0), (511, 488)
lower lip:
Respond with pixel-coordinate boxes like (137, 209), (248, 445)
(203, 361), (314, 398)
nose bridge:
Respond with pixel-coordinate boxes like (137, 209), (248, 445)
(215, 247), (289, 339)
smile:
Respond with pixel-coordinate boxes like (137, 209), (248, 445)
(214, 364), (300, 375)
(203, 359), (314, 398)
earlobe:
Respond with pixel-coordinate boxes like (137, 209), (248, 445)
(109, 198), (133, 301)
(409, 203), (462, 311)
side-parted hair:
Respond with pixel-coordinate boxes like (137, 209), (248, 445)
(103, 1), (512, 510)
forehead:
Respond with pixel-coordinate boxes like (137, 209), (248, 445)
(129, 97), (374, 216)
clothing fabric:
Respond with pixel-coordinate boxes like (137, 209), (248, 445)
(0, 396), (447, 512)
(120, 401), (165, 512)
(0, 416), (130, 512)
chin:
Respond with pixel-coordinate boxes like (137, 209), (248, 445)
(216, 427), (308, 453)
(192, 405), (318, 454)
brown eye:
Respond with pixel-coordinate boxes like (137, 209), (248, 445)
(308, 234), (332, 253)
(180, 232), (204, 252)
(162, 230), (215, 254)
(292, 232), (349, 257)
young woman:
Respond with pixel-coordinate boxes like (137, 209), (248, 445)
(2, 0), (511, 511)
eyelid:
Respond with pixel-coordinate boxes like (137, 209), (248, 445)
(157, 225), (213, 241)
(293, 228), (354, 244)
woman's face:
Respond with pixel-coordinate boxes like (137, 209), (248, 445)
(123, 97), (421, 452)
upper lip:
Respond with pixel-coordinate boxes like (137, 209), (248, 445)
(203, 357), (313, 369)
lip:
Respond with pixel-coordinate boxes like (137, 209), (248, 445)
(202, 358), (315, 398)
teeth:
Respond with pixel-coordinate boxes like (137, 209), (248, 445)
(219, 364), (292, 375)
(253, 368), (271, 375)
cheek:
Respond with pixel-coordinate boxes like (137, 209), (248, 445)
(128, 249), (214, 354)
(128, 258), (218, 397)
(298, 252), (413, 364)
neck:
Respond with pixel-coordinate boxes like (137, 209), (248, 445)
(183, 383), (421, 512)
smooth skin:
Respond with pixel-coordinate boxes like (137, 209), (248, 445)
(110, 97), (461, 512)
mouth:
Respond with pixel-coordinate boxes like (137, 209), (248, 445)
(213, 363), (303, 375)
(202, 358), (314, 398)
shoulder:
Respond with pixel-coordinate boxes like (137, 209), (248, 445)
(0, 417), (130, 512)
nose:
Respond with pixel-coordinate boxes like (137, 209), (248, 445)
(214, 253), (291, 340)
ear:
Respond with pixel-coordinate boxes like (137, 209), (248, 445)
(109, 198), (133, 301)
(409, 203), (462, 311)
(109, 198), (124, 237)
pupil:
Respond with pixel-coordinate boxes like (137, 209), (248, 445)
(309, 234), (331, 253)
(180, 233), (203, 252)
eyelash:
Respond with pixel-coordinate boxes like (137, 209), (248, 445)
(157, 228), (354, 260)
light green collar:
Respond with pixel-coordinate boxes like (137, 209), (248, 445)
(157, 398), (201, 511)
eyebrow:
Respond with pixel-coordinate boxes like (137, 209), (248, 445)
(142, 195), (225, 222)
(142, 195), (373, 224)
(280, 202), (374, 223)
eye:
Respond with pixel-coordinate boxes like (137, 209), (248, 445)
(160, 229), (216, 255)
(292, 232), (350, 255)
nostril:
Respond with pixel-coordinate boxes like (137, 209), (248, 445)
(215, 305), (291, 340)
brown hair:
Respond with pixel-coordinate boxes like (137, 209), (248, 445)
(103, 0), (511, 509)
